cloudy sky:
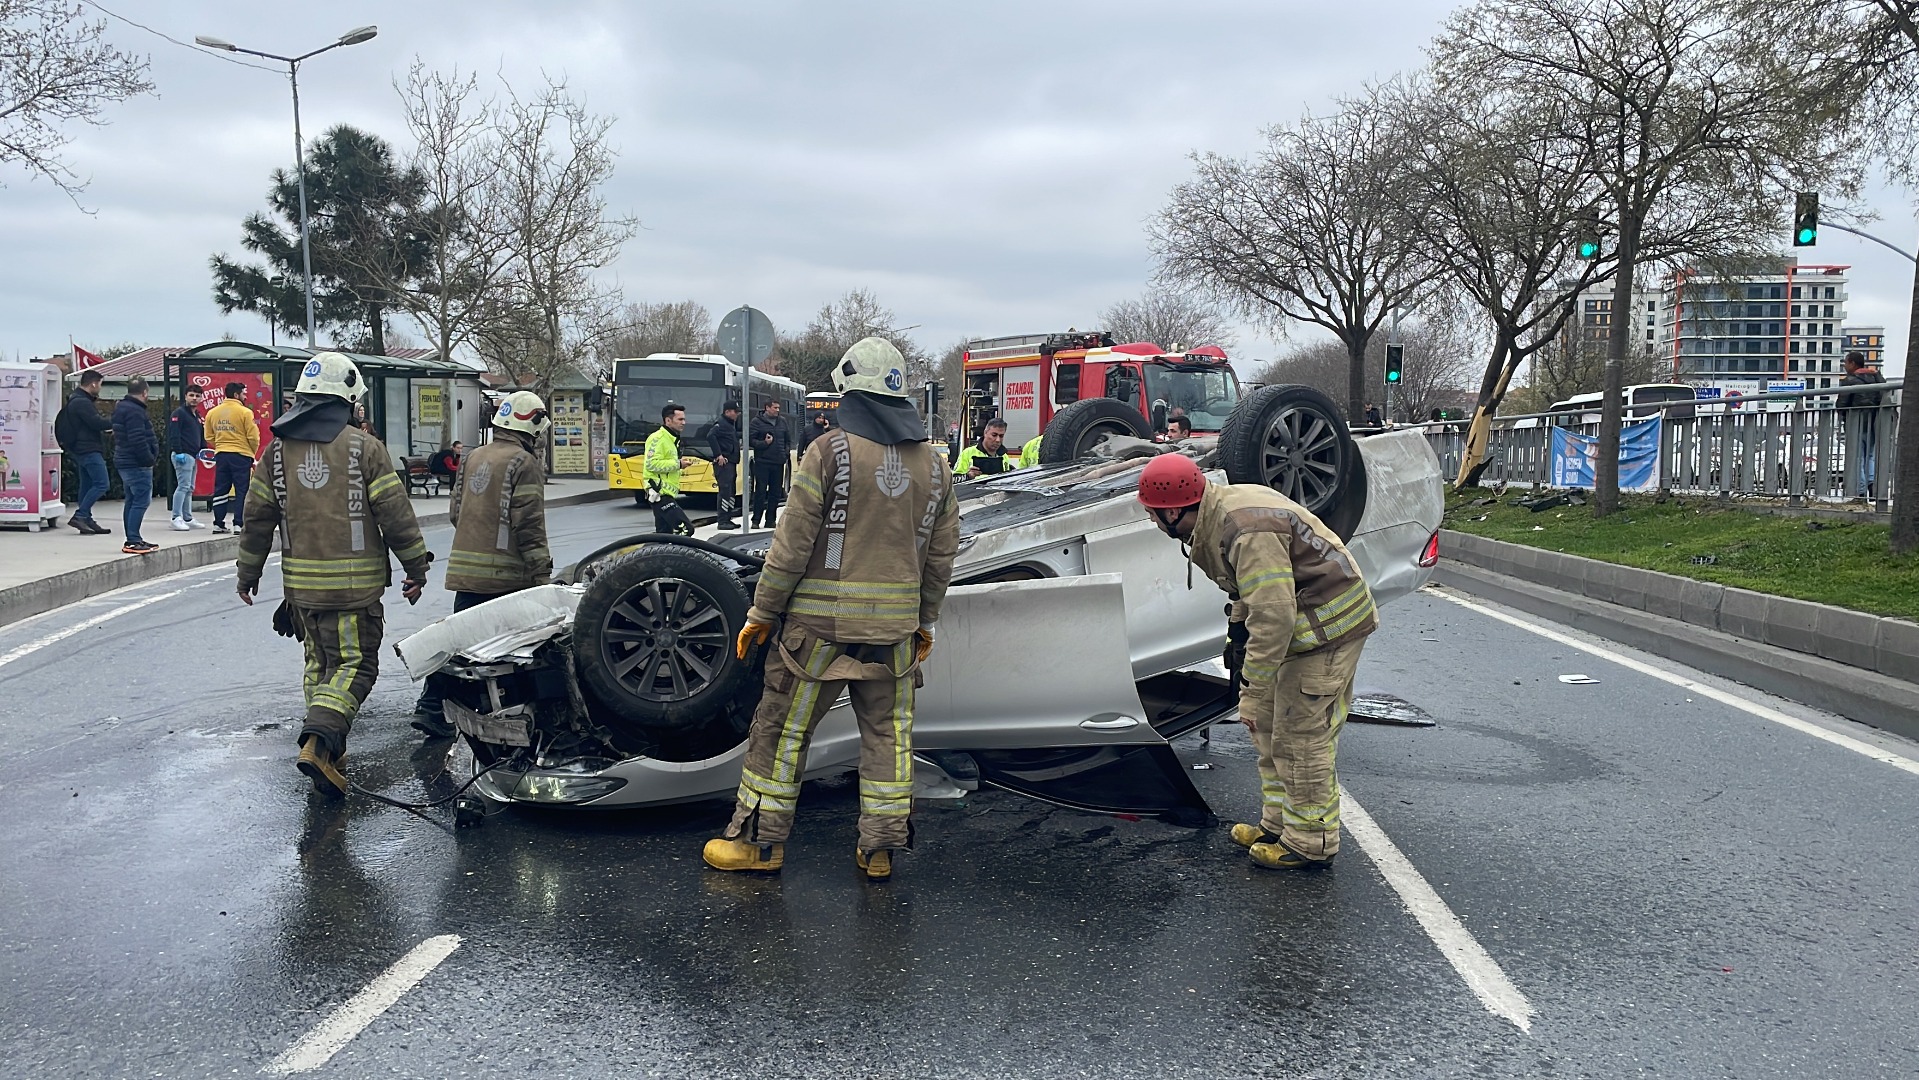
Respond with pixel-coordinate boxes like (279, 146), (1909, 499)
(2, 0), (1911, 375)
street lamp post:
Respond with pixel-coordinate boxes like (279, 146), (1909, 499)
(194, 26), (379, 345)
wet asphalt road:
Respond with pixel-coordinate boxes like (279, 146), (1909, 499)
(2, 499), (1917, 1079)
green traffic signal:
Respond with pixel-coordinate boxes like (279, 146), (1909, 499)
(1577, 239), (1600, 259)
(1796, 226), (1816, 245)
(1792, 192), (1818, 247)
(1384, 342), (1404, 383)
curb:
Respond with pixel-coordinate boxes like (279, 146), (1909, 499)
(1440, 530), (1919, 684)
(0, 487), (624, 632)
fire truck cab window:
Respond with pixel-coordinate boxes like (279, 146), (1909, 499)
(1108, 366), (1140, 405)
(1053, 362), (1081, 406)
(1143, 364), (1239, 431)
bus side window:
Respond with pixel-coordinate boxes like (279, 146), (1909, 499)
(1053, 362), (1080, 406)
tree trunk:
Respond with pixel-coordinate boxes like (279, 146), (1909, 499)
(1345, 329), (1370, 424)
(1455, 333), (1516, 488)
(1891, 247), (1919, 554)
(365, 301), (387, 356)
(1595, 217), (1641, 517)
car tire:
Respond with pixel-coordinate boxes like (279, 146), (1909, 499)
(1218, 383), (1366, 539)
(1037, 398), (1151, 464)
(573, 544), (757, 758)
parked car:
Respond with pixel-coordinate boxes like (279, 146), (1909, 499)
(397, 385), (1444, 827)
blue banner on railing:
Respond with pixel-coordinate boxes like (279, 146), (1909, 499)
(1550, 417), (1661, 491)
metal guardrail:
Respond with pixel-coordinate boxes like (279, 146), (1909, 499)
(1415, 381), (1904, 508)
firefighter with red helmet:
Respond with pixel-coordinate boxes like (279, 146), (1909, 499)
(1136, 453), (1376, 870)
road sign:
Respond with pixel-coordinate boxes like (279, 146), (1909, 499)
(1725, 389), (1744, 410)
(1693, 386), (1722, 400)
(717, 306), (774, 369)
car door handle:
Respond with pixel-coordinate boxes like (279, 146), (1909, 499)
(1079, 715), (1140, 732)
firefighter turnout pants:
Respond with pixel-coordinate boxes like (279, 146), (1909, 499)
(726, 626), (917, 851)
(295, 604), (384, 755)
(1249, 636), (1365, 861)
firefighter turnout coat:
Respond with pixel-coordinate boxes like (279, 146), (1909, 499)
(445, 432), (552, 595)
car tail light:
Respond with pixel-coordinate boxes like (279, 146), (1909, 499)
(1417, 531), (1440, 568)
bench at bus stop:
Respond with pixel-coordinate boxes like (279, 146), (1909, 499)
(399, 456), (454, 497)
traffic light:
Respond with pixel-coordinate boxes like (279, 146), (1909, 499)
(1576, 209), (1602, 260)
(1792, 192), (1819, 247)
(1384, 343), (1404, 385)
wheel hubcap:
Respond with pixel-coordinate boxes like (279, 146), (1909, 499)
(1258, 406), (1343, 513)
(600, 576), (731, 701)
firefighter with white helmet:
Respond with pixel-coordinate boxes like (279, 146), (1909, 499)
(704, 336), (961, 881)
(236, 351), (433, 796)
(1136, 453), (1376, 870)
(410, 390), (555, 737)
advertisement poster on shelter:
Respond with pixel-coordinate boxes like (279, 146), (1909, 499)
(0, 369), (47, 516)
(550, 390), (590, 475)
(1550, 416), (1661, 491)
(185, 370), (276, 498)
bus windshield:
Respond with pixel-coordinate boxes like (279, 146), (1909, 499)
(1144, 363), (1240, 431)
(612, 358), (733, 452)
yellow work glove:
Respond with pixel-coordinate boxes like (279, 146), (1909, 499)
(736, 619), (774, 660)
(914, 627), (934, 664)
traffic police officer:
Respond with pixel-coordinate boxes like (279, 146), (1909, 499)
(410, 391), (554, 736)
(643, 401), (696, 535)
(236, 352), (432, 797)
(1136, 454), (1376, 869)
(704, 337), (961, 881)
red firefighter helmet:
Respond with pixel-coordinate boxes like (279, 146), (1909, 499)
(1136, 454), (1207, 509)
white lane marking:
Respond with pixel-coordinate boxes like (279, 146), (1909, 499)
(263, 934), (462, 1075)
(1344, 794), (1536, 1032)
(1427, 586), (1919, 778)
(0, 590), (184, 672)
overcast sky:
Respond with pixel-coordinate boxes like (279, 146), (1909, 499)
(1, 0), (1911, 376)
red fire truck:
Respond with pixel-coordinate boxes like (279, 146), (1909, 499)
(961, 331), (1240, 461)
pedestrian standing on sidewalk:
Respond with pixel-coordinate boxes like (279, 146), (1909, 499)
(112, 377), (161, 555)
(1837, 351), (1887, 499)
(711, 400), (742, 530)
(236, 353), (432, 798)
(167, 386), (208, 532)
(55, 369), (115, 535)
(1136, 454), (1377, 871)
(204, 382), (260, 533)
(410, 392), (554, 738)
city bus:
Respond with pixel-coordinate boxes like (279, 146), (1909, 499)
(607, 354), (805, 504)
(804, 391), (841, 426)
(1546, 383), (1697, 426)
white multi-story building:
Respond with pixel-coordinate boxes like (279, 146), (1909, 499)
(1655, 258), (1851, 393)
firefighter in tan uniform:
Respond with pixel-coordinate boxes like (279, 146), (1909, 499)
(236, 353), (433, 797)
(409, 391), (553, 737)
(1136, 454), (1376, 870)
(704, 337), (961, 881)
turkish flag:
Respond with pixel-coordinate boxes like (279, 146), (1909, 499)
(72, 345), (106, 370)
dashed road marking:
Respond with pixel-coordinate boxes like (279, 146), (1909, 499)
(1427, 585), (1919, 778)
(1344, 793), (1536, 1032)
(263, 934), (462, 1075)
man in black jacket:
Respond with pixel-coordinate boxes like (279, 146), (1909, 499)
(166, 386), (208, 531)
(711, 400), (742, 530)
(748, 399), (790, 528)
(57, 369), (115, 534)
(1838, 351), (1888, 498)
(112, 377), (161, 554)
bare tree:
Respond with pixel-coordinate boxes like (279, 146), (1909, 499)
(1155, 98), (1441, 422)
(1251, 313), (1479, 421)
(0, 0), (152, 202)
(598, 300), (715, 361)
(483, 77), (637, 392)
(1437, 0), (1861, 514)
(378, 63), (512, 369)
(1527, 306), (1669, 404)
(1098, 290), (1237, 351)
(771, 288), (924, 393)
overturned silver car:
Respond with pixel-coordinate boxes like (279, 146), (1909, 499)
(396, 385), (1444, 827)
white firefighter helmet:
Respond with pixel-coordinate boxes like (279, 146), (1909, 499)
(295, 351), (364, 404)
(492, 390), (550, 438)
(833, 336), (909, 398)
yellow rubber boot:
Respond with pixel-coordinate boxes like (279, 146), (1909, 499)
(296, 737), (348, 799)
(703, 837), (784, 873)
(855, 848), (893, 882)
(1230, 823), (1278, 849)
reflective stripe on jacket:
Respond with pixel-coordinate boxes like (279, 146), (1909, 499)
(643, 427), (682, 496)
(750, 430), (961, 644)
(953, 443), (1015, 476)
(1018, 437), (1042, 468)
(445, 434), (551, 595)
(203, 399), (260, 458)
(236, 429), (431, 609)
(1187, 483), (1376, 715)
